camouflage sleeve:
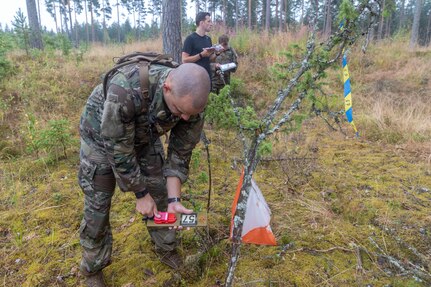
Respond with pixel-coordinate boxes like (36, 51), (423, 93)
(163, 113), (204, 183)
(100, 83), (146, 192)
(231, 48), (238, 73)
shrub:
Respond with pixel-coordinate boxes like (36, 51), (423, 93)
(0, 32), (14, 81)
(205, 79), (259, 132)
(25, 115), (77, 161)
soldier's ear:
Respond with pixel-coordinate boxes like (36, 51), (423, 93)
(163, 82), (172, 93)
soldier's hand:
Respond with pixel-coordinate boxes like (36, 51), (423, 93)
(167, 202), (193, 230)
(136, 194), (160, 219)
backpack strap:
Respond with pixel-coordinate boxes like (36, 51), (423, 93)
(139, 61), (150, 101)
(102, 52), (178, 100)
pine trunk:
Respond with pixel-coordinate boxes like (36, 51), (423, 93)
(265, 0), (271, 31)
(37, 0), (41, 29)
(85, 0), (89, 44)
(74, 3), (79, 46)
(427, 9), (431, 46)
(53, 2), (59, 33)
(248, 0), (251, 29)
(26, 0), (44, 49)
(399, 0), (406, 30)
(377, 0), (385, 40)
(324, 0), (332, 38)
(68, 0), (73, 40)
(162, 0), (182, 63)
(117, 0), (121, 43)
(410, 0), (422, 48)
(90, 2), (95, 43)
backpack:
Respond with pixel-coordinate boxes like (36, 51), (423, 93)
(102, 52), (179, 100)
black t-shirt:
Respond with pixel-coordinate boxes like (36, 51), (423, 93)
(182, 32), (212, 77)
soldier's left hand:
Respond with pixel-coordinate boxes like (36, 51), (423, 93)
(167, 202), (193, 230)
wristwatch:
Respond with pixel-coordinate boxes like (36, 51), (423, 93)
(167, 197), (181, 204)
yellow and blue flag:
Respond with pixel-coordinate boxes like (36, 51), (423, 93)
(342, 52), (359, 137)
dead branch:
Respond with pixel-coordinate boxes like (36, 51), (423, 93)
(225, 1), (383, 286)
(287, 246), (355, 254)
(369, 237), (431, 283)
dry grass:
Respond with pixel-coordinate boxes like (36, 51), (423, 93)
(349, 40), (431, 145)
(1, 34), (431, 286)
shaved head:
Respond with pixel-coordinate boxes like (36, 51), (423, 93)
(168, 63), (210, 111)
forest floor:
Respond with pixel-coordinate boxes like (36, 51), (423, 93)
(1, 37), (431, 287)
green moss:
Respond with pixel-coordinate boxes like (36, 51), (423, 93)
(1, 40), (431, 287)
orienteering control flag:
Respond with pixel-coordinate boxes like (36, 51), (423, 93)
(230, 170), (277, 245)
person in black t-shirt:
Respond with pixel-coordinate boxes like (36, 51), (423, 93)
(182, 12), (219, 78)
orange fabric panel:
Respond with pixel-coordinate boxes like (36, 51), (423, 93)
(242, 226), (277, 246)
(230, 168), (244, 237)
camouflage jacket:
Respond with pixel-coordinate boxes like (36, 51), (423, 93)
(79, 64), (204, 193)
(211, 46), (238, 86)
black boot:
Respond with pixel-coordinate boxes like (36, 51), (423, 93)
(82, 270), (107, 287)
(156, 249), (184, 270)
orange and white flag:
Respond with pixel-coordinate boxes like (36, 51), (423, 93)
(230, 170), (276, 245)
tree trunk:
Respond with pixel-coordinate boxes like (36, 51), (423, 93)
(399, 0), (406, 30)
(279, 0), (284, 32)
(61, 1), (70, 37)
(117, 0), (121, 43)
(37, 0), (42, 29)
(74, 2), (79, 46)
(90, 1), (95, 43)
(162, 0), (182, 63)
(84, 0), (89, 44)
(384, 14), (391, 38)
(102, 0), (106, 44)
(377, 0), (385, 40)
(53, 2), (59, 33)
(427, 8), (431, 46)
(323, 0), (332, 38)
(26, 0), (44, 49)
(235, 0), (239, 31)
(59, 3), (64, 33)
(299, 0), (305, 26)
(410, 0), (422, 48)
(138, 5), (141, 42)
(275, 0), (279, 31)
(265, 0), (271, 31)
(223, 0), (226, 25)
(248, 0), (251, 29)
(67, 0), (73, 40)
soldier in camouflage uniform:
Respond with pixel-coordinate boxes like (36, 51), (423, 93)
(211, 34), (238, 94)
(78, 62), (210, 286)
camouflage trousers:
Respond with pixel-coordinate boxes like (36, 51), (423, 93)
(211, 72), (231, 94)
(78, 139), (176, 274)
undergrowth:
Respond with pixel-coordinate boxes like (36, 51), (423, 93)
(0, 34), (430, 286)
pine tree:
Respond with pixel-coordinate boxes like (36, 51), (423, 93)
(162, 0), (182, 63)
(26, 0), (44, 49)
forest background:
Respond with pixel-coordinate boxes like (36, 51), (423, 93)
(1, 0), (431, 286)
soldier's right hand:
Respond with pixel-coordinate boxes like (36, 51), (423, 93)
(136, 194), (160, 219)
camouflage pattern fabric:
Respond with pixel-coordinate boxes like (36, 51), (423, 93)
(211, 46), (238, 94)
(78, 64), (204, 274)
